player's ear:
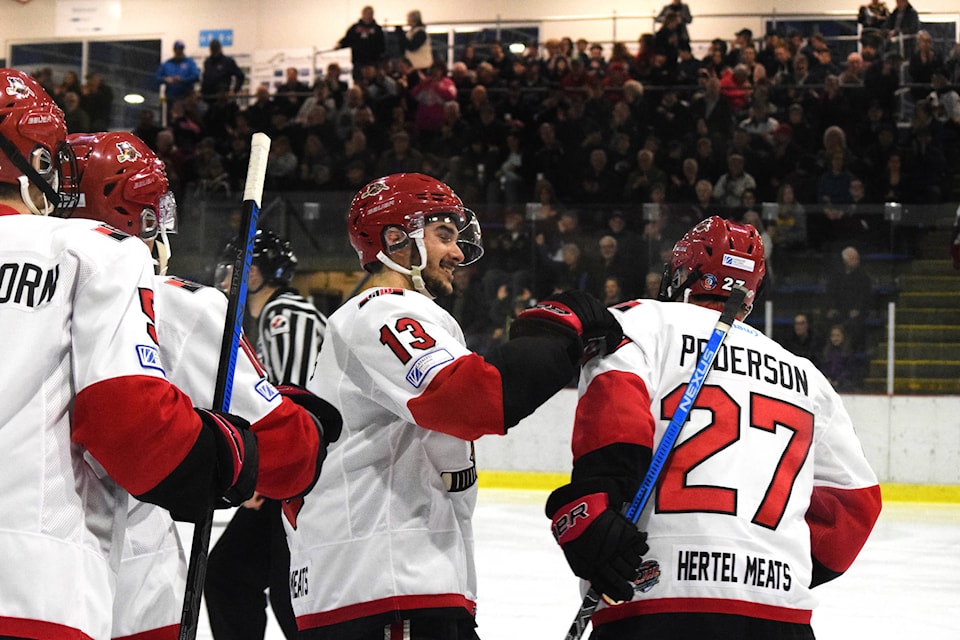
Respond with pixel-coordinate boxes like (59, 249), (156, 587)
(383, 226), (411, 262)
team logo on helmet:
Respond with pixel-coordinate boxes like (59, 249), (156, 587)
(359, 180), (389, 199)
(115, 141), (142, 163)
(5, 76), (34, 99)
(700, 273), (719, 291)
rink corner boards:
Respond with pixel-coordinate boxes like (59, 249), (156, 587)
(478, 472), (960, 505)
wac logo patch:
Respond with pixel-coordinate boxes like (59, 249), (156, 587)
(115, 140), (142, 163)
(359, 180), (389, 199)
(5, 75), (34, 99)
(634, 559), (662, 594)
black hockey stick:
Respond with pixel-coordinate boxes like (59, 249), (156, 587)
(178, 132), (272, 640)
(563, 285), (748, 640)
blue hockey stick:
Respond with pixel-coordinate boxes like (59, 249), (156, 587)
(178, 132), (272, 640)
(563, 285), (748, 640)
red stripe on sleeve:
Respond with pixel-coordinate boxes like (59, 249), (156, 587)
(72, 376), (201, 498)
(572, 370), (656, 462)
(407, 353), (505, 440)
(249, 398), (322, 499)
(806, 484), (882, 573)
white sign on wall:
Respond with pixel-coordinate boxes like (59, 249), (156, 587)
(250, 48), (315, 93)
(55, 0), (121, 37)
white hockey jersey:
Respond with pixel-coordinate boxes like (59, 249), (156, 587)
(573, 299), (881, 628)
(112, 276), (286, 640)
(0, 211), (203, 640)
(287, 287), (507, 636)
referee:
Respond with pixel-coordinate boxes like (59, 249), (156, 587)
(206, 229), (327, 640)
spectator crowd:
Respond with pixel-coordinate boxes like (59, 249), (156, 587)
(27, 4), (960, 389)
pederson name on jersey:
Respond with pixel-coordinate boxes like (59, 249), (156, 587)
(680, 335), (809, 397)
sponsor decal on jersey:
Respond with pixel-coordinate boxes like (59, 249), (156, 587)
(255, 378), (280, 402)
(405, 347), (454, 388)
(634, 559), (661, 594)
(269, 313), (289, 335)
(136, 344), (165, 373)
(722, 253), (756, 272)
(674, 547), (793, 591)
(290, 563), (309, 598)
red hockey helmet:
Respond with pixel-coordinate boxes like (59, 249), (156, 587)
(347, 172), (483, 273)
(0, 68), (78, 215)
(666, 216), (765, 310)
(68, 131), (176, 241)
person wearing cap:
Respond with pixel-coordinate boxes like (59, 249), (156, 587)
(156, 39), (200, 119)
(725, 28), (754, 67)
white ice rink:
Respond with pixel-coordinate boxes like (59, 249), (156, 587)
(194, 490), (960, 640)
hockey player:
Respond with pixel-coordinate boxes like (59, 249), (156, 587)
(549, 216), (882, 639)
(207, 230), (329, 640)
(284, 172), (627, 639)
(0, 67), (261, 640)
(65, 129), (342, 640)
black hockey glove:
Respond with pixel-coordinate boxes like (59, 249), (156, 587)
(137, 409), (257, 523)
(546, 478), (649, 604)
(197, 409), (259, 508)
(509, 290), (622, 363)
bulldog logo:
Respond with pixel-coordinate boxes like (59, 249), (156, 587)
(359, 180), (389, 199)
(115, 141), (142, 163)
(6, 76), (34, 99)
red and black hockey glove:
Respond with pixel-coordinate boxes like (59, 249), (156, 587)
(546, 478), (649, 603)
(136, 409), (257, 523)
(197, 409), (259, 508)
(509, 290), (622, 362)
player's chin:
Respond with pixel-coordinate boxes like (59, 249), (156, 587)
(427, 274), (454, 296)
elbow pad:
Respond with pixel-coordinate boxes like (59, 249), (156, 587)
(136, 409), (258, 523)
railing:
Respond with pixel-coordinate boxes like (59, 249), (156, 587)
(171, 188), (960, 395)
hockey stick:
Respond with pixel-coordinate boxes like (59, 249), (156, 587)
(178, 132), (272, 640)
(563, 285), (748, 640)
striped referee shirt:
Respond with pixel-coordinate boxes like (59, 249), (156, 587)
(257, 288), (327, 386)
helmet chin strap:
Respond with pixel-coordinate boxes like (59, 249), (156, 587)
(154, 229), (172, 275)
(18, 175), (55, 216)
(376, 235), (435, 299)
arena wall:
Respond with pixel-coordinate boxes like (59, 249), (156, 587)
(3, 0), (958, 61)
(474, 389), (960, 499)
